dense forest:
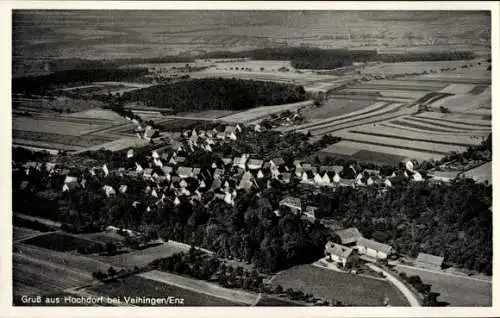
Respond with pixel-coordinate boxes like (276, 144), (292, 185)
(12, 68), (149, 95)
(121, 78), (307, 111)
(203, 47), (475, 69)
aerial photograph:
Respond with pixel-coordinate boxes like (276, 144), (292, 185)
(11, 8), (492, 308)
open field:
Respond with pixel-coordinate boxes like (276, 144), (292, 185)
(460, 161), (492, 183)
(65, 108), (130, 122)
(13, 242), (114, 298)
(271, 264), (408, 306)
(173, 109), (236, 119)
(219, 100), (314, 124)
(13, 117), (109, 136)
(359, 60), (482, 76)
(91, 242), (188, 268)
(322, 141), (445, 162)
(23, 232), (100, 252)
(139, 270), (258, 305)
(88, 275), (243, 306)
(395, 265), (491, 306)
(303, 98), (374, 120)
(78, 232), (127, 244)
(12, 96), (105, 113)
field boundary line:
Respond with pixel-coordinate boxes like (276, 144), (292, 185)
(396, 264), (492, 284)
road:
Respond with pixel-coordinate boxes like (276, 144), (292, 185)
(366, 263), (421, 307)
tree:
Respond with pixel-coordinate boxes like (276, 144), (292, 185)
(107, 266), (117, 278)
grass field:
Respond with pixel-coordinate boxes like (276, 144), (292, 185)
(65, 108), (129, 122)
(78, 231), (127, 244)
(303, 98), (373, 120)
(219, 100), (314, 124)
(13, 117), (109, 136)
(13, 243), (113, 297)
(270, 264), (408, 306)
(91, 242), (187, 268)
(12, 97), (105, 113)
(139, 270), (258, 305)
(256, 295), (303, 306)
(395, 265), (491, 306)
(88, 275), (243, 306)
(13, 130), (113, 147)
(461, 161), (491, 183)
(23, 232), (99, 252)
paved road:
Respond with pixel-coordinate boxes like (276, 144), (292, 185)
(366, 263), (421, 307)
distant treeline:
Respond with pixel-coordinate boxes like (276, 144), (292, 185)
(121, 78), (307, 111)
(202, 47), (475, 69)
(12, 68), (149, 95)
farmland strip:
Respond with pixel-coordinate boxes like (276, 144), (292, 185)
(379, 123), (487, 137)
(324, 141), (445, 161)
(347, 130), (476, 148)
(406, 116), (491, 131)
(413, 114), (491, 127)
(342, 136), (466, 155)
(305, 103), (409, 135)
(389, 120), (484, 133)
(284, 101), (390, 132)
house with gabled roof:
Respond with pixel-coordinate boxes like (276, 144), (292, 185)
(143, 168), (153, 179)
(270, 157), (286, 168)
(295, 166), (305, 177)
(221, 158), (232, 166)
(177, 166), (193, 179)
(325, 242), (354, 268)
(192, 167), (201, 178)
(213, 168), (225, 179)
(64, 176), (78, 184)
(280, 172), (292, 184)
(279, 196), (302, 214)
(293, 160), (303, 168)
(415, 253), (444, 270)
(333, 227), (363, 246)
(237, 179), (254, 191)
(357, 237), (393, 260)
(62, 181), (80, 192)
(304, 206), (318, 220)
(247, 159), (264, 170)
(332, 165), (344, 174)
(119, 185), (128, 194)
(256, 170), (265, 179)
(302, 163), (313, 171)
(103, 185), (116, 197)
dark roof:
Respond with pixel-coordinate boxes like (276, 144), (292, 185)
(357, 237), (393, 254)
(271, 158), (285, 166)
(325, 242), (353, 258)
(416, 253), (444, 267)
(334, 227), (362, 245)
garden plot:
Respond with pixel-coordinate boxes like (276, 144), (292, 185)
(335, 131), (467, 155)
(439, 83), (477, 95)
(323, 140), (445, 162)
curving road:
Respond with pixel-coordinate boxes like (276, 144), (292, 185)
(366, 263), (421, 307)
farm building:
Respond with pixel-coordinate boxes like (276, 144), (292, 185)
(324, 241), (354, 268)
(280, 172), (292, 184)
(233, 155), (249, 169)
(222, 158), (233, 166)
(356, 237), (393, 260)
(143, 168), (153, 179)
(333, 227), (362, 246)
(279, 196), (302, 214)
(415, 253), (444, 271)
(247, 159), (264, 170)
(270, 157), (286, 168)
(177, 166), (194, 179)
(304, 206), (319, 220)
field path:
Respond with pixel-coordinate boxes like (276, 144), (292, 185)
(139, 270), (258, 305)
(366, 263), (421, 307)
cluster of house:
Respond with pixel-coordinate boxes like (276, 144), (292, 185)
(324, 227), (395, 268)
(324, 227), (445, 272)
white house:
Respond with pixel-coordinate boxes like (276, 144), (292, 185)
(177, 166), (194, 179)
(247, 159), (264, 170)
(103, 185), (116, 197)
(356, 237), (393, 260)
(257, 170), (264, 179)
(119, 185), (128, 193)
(325, 242), (354, 267)
(127, 149), (134, 158)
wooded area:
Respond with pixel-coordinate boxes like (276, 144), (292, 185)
(121, 78), (307, 111)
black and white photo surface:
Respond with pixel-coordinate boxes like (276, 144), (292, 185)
(10, 6), (493, 309)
